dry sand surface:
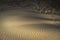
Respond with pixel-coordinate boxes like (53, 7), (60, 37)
(0, 8), (60, 40)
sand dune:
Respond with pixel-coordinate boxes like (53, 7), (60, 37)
(0, 8), (60, 40)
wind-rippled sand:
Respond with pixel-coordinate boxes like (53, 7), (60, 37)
(0, 8), (60, 40)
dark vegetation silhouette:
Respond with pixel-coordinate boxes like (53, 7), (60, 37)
(0, 0), (60, 15)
